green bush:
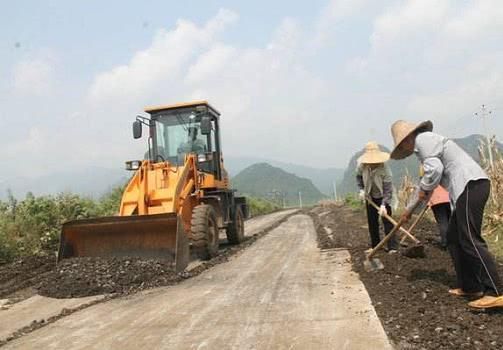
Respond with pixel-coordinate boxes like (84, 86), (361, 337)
(0, 188), (278, 264)
(247, 196), (281, 217)
(0, 186), (124, 264)
(98, 185), (125, 216)
(344, 193), (364, 210)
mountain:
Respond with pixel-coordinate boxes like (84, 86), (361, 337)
(224, 156), (344, 196)
(338, 134), (503, 195)
(0, 157), (343, 201)
(231, 163), (326, 206)
(0, 167), (130, 200)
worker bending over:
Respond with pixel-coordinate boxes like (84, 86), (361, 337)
(390, 120), (503, 309)
(419, 166), (451, 249)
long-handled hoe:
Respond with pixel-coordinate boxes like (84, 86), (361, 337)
(363, 200), (424, 272)
(399, 204), (430, 246)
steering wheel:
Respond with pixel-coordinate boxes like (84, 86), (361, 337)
(155, 154), (166, 162)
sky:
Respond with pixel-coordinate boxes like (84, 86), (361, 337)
(1, 0), (503, 181)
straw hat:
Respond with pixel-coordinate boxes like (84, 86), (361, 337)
(358, 141), (390, 164)
(390, 120), (433, 159)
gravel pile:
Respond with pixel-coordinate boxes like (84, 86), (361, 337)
(37, 257), (183, 298)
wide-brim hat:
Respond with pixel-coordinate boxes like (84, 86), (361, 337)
(390, 120), (433, 160)
(358, 141), (390, 164)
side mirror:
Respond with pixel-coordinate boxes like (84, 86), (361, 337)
(133, 120), (142, 139)
(200, 116), (212, 135)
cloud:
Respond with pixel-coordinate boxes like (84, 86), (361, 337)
(88, 9), (238, 104)
(443, 0), (503, 40)
(370, 0), (450, 51)
(313, 0), (369, 46)
(407, 53), (503, 133)
(345, 0), (503, 137)
(84, 12), (327, 165)
(3, 1), (503, 183)
(5, 127), (46, 156)
(12, 57), (55, 96)
(185, 44), (236, 84)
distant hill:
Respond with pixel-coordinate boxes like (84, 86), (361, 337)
(0, 167), (129, 200)
(232, 163), (326, 206)
(225, 156), (344, 196)
(0, 157), (342, 200)
(338, 134), (503, 196)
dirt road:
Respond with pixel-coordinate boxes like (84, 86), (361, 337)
(4, 213), (390, 349)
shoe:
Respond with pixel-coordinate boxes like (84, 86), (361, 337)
(448, 288), (483, 298)
(388, 249), (398, 254)
(468, 295), (503, 309)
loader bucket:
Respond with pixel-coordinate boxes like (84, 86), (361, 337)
(58, 213), (190, 273)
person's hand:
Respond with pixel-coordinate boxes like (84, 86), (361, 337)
(418, 190), (428, 201)
(379, 205), (387, 216)
(358, 190), (365, 201)
(401, 209), (412, 223)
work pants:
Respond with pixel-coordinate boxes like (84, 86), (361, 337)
(431, 202), (451, 248)
(447, 179), (502, 296)
(365, 197), (398, 250)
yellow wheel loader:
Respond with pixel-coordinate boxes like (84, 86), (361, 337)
(58, 101), (248, 272)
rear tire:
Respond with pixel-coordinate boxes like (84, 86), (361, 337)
(226, 206), (245, 244)
(190, 204), (219, 260)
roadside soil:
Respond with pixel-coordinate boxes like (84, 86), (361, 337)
(311, 203), (503, 350)
(0, 212), (295, 301)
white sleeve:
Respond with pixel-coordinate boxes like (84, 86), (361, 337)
(420, 157), (443, 191)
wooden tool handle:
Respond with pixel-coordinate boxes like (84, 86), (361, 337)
(366, 198), (420, 244)
(399, 205), (429, 244)
(366, 200), (421, 259)
(407, 204), (429, 233)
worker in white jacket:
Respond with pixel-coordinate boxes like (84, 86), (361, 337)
(356, 142), (398, 252)
(389, 120), (502, 309)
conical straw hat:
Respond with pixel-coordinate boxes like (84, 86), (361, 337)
(358, 141), (390, 164)
(390, 120), (433, 159)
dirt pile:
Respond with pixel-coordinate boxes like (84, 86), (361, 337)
(37, 257), (182, 298)
(0, 255), (55, 300)
(0, 255), (183, 299)
(0, 212), (296, 300)
(312, 204), (503, 350)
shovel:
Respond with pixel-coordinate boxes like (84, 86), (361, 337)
(364, 200), (424, 272)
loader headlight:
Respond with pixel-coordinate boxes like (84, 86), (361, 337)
(197, 153), (213, 163)
(125, 160), (142, 171)
(197, 154), (207, 163)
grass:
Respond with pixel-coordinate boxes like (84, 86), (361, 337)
(487, 234), (503, 259)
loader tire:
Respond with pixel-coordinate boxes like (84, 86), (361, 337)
(190, 204), (219, 260)
(226, 206), (245, 244)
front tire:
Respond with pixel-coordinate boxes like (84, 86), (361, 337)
(226, 206), (245, 244)
(190, 204), (219, 260)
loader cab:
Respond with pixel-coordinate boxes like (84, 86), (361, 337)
(144, 101), (223, 180)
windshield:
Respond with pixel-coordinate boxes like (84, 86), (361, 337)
(154, 111), (209, 164)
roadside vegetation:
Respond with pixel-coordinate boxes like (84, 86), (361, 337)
(0, 187), (124, 264)
(0, 188), (279, 264)
(244, 197), (281, 217)
(343, 193), (364, 210)
(481, 142), (503, 258)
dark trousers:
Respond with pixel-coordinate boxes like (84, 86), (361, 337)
(365, 197), (398, 250)
(447, 179), (502, 296)
(431, 202), (451, 248)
